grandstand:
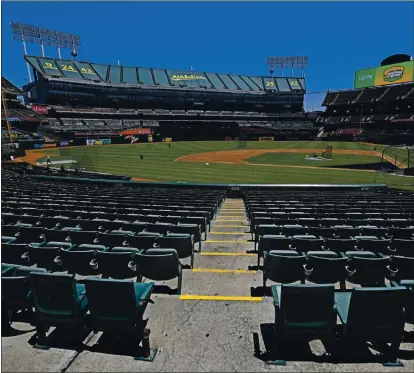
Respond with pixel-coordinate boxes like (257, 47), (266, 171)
(317, 82), (413, 143)
(317, 53), (414, 145)
(21, 56), (317, 143)
(1, 77), (46, 159)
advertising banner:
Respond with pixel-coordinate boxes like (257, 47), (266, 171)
(60, 140), (69, 147)
(86, 139), (112, 146)
(354, 61), (414, 89)
(120, 128), (152, 135)
(32, 105), (48, 115)
(33, 143), (57, 149)
(75, 132), (118, 137)
(259, 137), (274, 141)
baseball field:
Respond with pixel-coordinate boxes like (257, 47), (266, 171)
(22, 141), (414, 189)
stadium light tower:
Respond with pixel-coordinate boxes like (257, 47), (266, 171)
(267, 56), (308, 77)
(11, 22), (81, 82)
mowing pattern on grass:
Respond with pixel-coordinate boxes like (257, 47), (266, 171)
(18, 141), (414, 188)
(246, 152), (385, 168)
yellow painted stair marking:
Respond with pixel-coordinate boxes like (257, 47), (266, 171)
(192, 268), (256, 274)
(210, 232), (249, 235)
(180, 295), (262, 302)
(206, 240), (250, 244)
(200, 252), (255, 257)
(216, 219), (246, 223)
(218, 213), (247, 215)
(213, 225), (248, 228)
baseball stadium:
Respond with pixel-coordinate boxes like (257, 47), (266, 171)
(1, 5), (414, 373)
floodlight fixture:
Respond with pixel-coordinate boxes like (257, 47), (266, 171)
(267, 56), (308, 77)
(11, 22), (81, 82)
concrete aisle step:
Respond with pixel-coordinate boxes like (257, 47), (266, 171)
(183, 198), (261, 300)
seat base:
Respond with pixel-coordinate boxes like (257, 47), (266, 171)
(265, 359), (286, 365)
(33, 343), (51, 350)
(383, 360), (404, 367)
(134, 348), (158, 362)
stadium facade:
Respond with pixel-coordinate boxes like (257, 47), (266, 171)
(19, 56), (316, 144)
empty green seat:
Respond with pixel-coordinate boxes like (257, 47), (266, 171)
(28, 242), (72, 271)
(2, 265), (47, 328)
(156, 234), (194, 268)
(257, 235), (292, 267)
(263, 251), (306, 288)
(268, 284), (337, 365)
(2, 243), (31, 265)
(84, 277), (157, 360)
(335, 287), (407, 366)
(387, 255), (414, 281)
(135, 249), (182, 294)
(345, 251), (389, 286)
(58, 244), (107, 276)
(305, 251), (347, 289)
(93, 247), (142, 279)
(29, 272), (89, 347)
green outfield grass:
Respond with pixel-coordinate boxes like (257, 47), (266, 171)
(35, 141), (414, 189)
(246, 152), (383, 167)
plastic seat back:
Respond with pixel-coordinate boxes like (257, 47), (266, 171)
(29, 272), (81, 325)
(306, 253), (347, 284)
(280, 284), (335, 333)
(264, 251), (306, 284)
(390, 256), (414, 281)
(136, 249), (180, 281)
(95, 249), (139, 279)
(84, 278), (152, 334)
(346, 287), (407, 340)
(157, 236), (193, 259)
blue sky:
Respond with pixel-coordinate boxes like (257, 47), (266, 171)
(2, 1), (413, 110)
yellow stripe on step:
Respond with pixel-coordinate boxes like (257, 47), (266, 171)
(220, 209), (245, 211)
(192, 268), (256, 274)
(200, 252), (255, 257)
(209, 232), (249, 235)
(216, 220), (247, 222)
(205, 240), (250, 244)
(213, 225), (248, 228)
(180, 295), (262, 302)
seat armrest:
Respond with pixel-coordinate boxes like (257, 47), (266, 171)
(128, 261), (137, 272)
(90, 258), (98, 270)
(387, 265), (398, 278)
(137, 282), (154, 301)
(334, 291), (352, 324)
(304, 264), (313, 276)
(345, 265), (356, 277)
(271, 285), (280, 307)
